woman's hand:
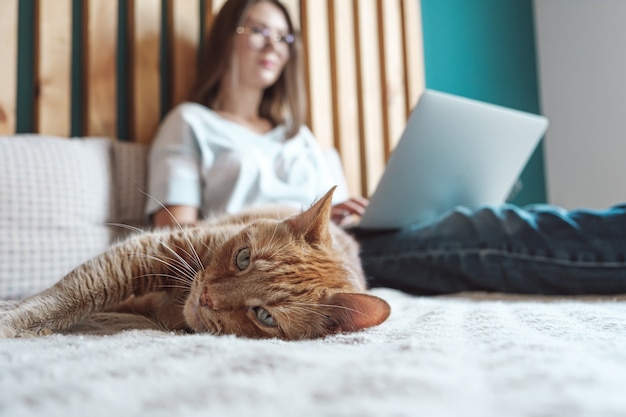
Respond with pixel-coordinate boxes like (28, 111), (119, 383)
(152, 205), (199, 229)
(331, 197), (369, 227)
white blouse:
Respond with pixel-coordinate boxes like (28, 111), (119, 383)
(145, 102), (348, 219)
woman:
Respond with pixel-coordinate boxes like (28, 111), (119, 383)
(147, 0), (365, 229)
(146, 0), (626, 295)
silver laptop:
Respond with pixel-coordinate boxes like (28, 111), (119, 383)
(358, 89), (549, 229)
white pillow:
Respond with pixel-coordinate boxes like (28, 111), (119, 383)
(0, 135), (114, 299)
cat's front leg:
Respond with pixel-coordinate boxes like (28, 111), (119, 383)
(0, 261), (135, 338)
(108, 291), (190, 331)
(0, 266), (145, 338)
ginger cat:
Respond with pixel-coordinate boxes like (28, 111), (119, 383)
(0, 187), (390, 340)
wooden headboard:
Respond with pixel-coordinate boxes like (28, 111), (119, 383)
(0, 0), (424, 197)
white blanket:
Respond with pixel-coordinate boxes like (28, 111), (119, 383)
(2, 288), (626, 417)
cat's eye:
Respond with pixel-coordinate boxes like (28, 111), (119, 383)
(253, 307), (277, 327)
(235, 246), (251, 270)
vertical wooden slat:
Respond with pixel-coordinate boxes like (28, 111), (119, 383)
(0, 0), (18, 135)
(329, 0), (361, 196)
(169, 0), (200, 108)
(36, 0), (72, 137)
(128, 0), (161, 144)
(301, 0), (334, 150)
(378, 0), (407, 155)
(401, 0), (425, 116)
(354, 0), (385, 196)
(84, 0), (118, 138)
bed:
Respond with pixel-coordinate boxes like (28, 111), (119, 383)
(2, 290), (626, 416)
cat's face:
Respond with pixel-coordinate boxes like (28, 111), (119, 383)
(183, 188), (390, 340)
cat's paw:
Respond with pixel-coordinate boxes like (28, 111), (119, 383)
(0, 318), (21, 338)
(0, 317), (50, 338)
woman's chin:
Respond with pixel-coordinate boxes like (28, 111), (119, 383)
(255, 71), (281, 88)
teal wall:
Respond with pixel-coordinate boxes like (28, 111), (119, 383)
(421, 0), (546, 205)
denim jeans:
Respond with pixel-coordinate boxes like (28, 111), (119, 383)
(351, 204), (626, 295)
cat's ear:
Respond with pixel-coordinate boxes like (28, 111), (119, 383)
(324, 292), (391, 333)
(287, 186), (335, 245)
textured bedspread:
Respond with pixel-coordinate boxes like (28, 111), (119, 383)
(1, 288), (626, 417)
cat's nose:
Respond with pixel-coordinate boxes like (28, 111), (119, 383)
(199, 289), (214, 309)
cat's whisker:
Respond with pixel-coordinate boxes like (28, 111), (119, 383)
(155, 284), (189, 290)
(172, 298), (188, 308)
(105, 222), (148, 235)
(142, 235), (201, 277)
(127, 253), (196, 284)
(159, 236), (205, 274)
(130, 283), (189, 291)
(115, 226), (201, 275)
(130, 271), (191, 283)
(111, 233), (198, 280)
(139, 189), (189, 232)
(107, 223), (200, 277)
(109, 222), (207, 278)
(139, 189), (206, 271)
(280, 307), (293, 327)
(180, 233), (206, 272)
(156, 241), (201, 278)
(126, 253), (196, 284)
(147, 283), (190, 291)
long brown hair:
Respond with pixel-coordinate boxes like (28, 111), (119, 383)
(191, 0), (305, 138)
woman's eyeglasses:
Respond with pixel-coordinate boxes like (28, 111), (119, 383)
(236, 26), (295, 55)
